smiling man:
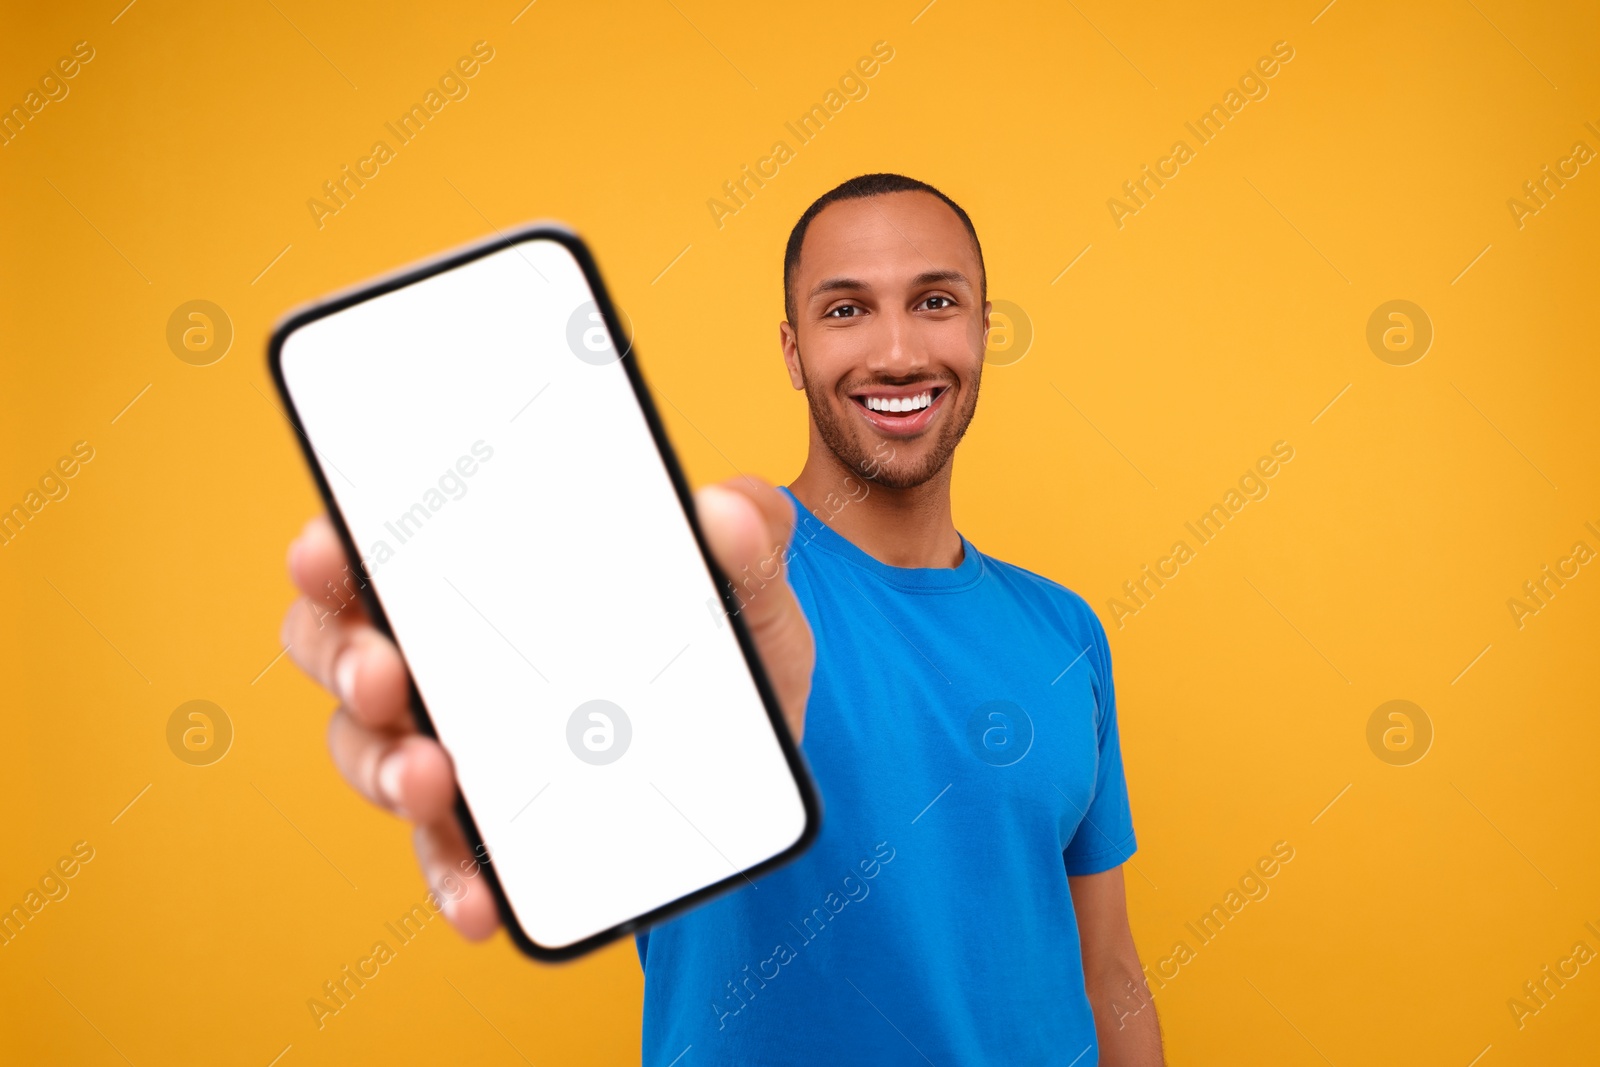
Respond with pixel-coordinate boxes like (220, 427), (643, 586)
(281, 173), (1163, 1065)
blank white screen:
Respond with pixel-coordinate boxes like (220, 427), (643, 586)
(279, 236), (808, 950)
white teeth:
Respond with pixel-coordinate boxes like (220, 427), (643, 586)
(866, 391), (932, 413)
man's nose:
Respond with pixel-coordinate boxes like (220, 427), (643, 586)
(866, 307), (928, 378)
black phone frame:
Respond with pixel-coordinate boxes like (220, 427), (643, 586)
(267, 223), (822, 962)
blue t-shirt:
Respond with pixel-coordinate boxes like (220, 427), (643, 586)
(636, 486), (1138, 1065)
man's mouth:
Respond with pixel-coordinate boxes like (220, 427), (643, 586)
(863, 390), (933, 414)
(848, 385), (949, 436)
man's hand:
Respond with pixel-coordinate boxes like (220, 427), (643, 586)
(279, 477), (814, 939)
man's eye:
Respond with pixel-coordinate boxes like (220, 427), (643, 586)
(826, 304), (862, 318)
(922, 295), (955, 310)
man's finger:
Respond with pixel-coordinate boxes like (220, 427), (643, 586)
(288, 514), (369, 626)
(326, 707), (456, 823)
(415, 819), (502, 941)
(282, 597), (413, 729)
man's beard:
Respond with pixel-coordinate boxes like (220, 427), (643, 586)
(799, 357), (981, 491)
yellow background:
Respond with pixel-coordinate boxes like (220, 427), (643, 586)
(3, 0), (1597, 1062)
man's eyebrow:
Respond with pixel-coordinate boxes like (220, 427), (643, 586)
(809, 276), (869, 300)
(808, 269), (973, 301)
(909, 269), (972, 290)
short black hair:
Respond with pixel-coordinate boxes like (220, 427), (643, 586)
(783, 173), (985, 324)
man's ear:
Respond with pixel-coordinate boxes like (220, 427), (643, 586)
(778, 321), (806, 390)
(980, 299), (992, 353)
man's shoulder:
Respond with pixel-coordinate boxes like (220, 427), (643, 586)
(978, 551), (1104, 635)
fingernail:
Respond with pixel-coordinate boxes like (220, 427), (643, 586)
(334, 650), (359, 707)
(377, 749), (407, 814)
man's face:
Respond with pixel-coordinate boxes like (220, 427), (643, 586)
(780, 191), (989, 490)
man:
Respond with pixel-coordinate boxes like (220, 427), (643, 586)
(282, 173), (1165, 1064)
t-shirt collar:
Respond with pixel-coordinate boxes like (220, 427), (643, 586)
(778, 484), (985, 593)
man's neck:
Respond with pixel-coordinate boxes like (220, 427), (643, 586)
(786, 445), (964, 570)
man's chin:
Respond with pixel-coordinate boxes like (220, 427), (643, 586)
(808, 394), (965, 490)
(854, 446), (950, 490)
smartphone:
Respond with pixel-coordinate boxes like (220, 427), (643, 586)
(269, 225), (819, 961)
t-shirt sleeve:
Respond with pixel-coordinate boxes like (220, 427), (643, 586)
(1062, 611), (1138, 876)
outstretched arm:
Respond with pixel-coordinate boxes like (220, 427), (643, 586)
(279, 477), (813, 939)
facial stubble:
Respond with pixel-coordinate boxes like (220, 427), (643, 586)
(796, 347), (982, 491)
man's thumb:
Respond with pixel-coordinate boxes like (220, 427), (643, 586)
(691, 479), (813, 742)
(694, 482), (779, 588)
